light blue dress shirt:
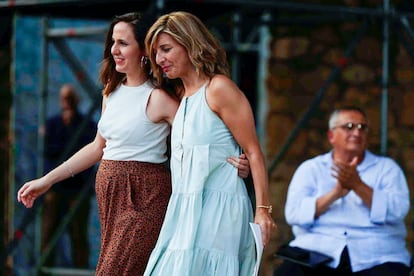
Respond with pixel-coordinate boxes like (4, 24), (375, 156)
(285, 150), (411, 272)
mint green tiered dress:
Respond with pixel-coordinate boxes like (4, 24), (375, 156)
(144, 83), (256, 276)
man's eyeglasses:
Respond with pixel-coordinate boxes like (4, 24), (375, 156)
(332, 122), (369, 132)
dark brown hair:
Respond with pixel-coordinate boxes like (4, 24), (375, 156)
(99, 12), (153, 96)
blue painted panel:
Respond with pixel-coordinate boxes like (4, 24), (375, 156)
(13, 15), (107, 275)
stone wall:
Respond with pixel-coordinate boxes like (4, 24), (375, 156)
(261, 4), (414, 276)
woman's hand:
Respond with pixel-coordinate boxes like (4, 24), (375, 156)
(17, 177), (52, 208)
(255, 208), (277, 247)
(227, 153), (250, 178)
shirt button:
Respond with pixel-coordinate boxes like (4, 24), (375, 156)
(344, 231), (347, 235)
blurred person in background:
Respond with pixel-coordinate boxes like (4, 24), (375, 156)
(41, 83), (96, 268)
(274, 106), (410, 276)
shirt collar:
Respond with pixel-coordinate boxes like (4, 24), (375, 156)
(321, 149), (378, 171)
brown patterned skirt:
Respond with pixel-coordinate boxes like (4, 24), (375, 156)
(94, 160), (171, 276)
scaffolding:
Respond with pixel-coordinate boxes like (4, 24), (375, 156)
(2, 0), (414, 275)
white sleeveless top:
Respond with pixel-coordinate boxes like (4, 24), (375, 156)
(98, 81), (170, 163)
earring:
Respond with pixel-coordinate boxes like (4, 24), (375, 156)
(140, 56), (148, 68)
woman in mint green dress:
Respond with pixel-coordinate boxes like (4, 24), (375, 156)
(144, 11), (277, 275)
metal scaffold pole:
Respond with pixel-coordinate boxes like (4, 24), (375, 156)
(380, 0), (390, 155)
(257, 12), (271, 149)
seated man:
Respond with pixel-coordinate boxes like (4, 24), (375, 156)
(275, 106), (411, 276)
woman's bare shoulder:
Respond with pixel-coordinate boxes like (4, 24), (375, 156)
(208, 74), (241, 100)
(151, 87), (179, 103)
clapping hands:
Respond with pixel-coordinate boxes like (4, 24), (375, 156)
(332, 156), (362, 193)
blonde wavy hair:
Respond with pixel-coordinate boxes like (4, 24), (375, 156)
(145, 11), (230, 99)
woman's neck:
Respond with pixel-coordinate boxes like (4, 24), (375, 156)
(182, 74), (209, 97)
(124, 71), (148, 87)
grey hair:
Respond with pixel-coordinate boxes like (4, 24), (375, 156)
(328, 106), (368, 129)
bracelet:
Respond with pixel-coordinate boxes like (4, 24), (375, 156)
(64, 161), (75, 178)
(257, 205), (273, 214)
